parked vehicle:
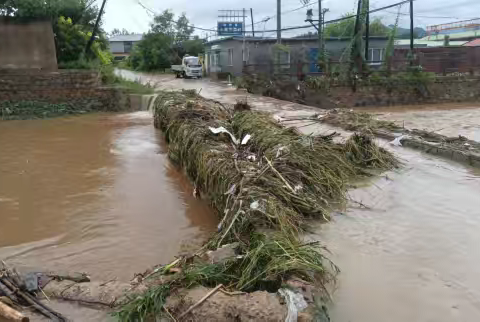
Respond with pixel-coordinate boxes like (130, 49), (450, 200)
(172, 56), (203, 79)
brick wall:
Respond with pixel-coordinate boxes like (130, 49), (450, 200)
(0, 69), (128, 111)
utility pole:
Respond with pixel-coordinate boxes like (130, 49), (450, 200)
(243, 8), (246, 64)
(365, 0), (370, 62)
(350, 0), (363, 90)
(318, 0), (323, 62)
(85, 0), (107, 55)
(250, 8), (255, 37)
(409, 0), (414, 65)
(277, 0), (281, 43)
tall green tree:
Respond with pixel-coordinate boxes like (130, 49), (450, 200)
(129, 10), (202, 71)
(324, 14), (389, 38)
(110, 28), (133, 37)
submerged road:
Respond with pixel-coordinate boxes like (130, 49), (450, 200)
(118, 70), (480, 322)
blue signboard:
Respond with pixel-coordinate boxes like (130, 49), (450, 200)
(217, 22), (244, 36)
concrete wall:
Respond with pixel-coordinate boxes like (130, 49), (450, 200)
(394, 46), (480, 74)
(0, 69), (128, 111)
(0, 19), (57, 70)
(110, 41), (125, 53)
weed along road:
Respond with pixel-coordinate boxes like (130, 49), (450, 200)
(117, 69), (480, 322)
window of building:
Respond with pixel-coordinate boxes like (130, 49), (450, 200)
(124, 41), (133, 53)
(279, 51), (290, 69)
(213, 53), (220, 66)
(227, 48), (234, 66)
(368, 48), (384, 64)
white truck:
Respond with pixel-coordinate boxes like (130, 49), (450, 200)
(172, 56), (203, 79)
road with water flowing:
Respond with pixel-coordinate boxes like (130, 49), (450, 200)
(1, 70), (480, 321)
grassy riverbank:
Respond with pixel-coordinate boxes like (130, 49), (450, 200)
(0, 101), (94, 120)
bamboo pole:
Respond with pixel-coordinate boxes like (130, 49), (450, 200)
(0, 301), (29, 322)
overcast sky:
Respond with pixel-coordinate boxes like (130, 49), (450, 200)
(100, 0), (480, 37)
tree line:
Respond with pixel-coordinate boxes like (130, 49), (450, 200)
(126, 10), (204, 72)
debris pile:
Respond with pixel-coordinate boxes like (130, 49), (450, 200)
(0, 262), (69, 321)
(115, 90), (398, 321)
(309, 109), (480, 168)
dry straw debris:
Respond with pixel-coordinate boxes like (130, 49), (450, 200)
(116, 91), (398, 321)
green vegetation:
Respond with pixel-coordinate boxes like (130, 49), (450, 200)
(115, 91), (398, 321)
(114, 78), (156, 95)
(325, 13), (389, 38)
(127, 10), (205, 71)
(0, 101), (93, 120)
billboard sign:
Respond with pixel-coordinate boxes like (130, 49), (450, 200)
(217, 22), (244, 36)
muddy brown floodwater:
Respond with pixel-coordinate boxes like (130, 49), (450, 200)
(0, 112), (218, 319)
(360, 104), (480, 143)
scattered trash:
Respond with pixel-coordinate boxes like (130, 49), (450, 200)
(276, 146), (289, 158)
(273, 115), (284, 122)
(390, 135), (407, 147)
(224, 184), (236, 195)
(241, 134), (252, 145)
(209, 126), (239, 145)
(294, 184), (303, 193)
(250, 201), (260, 210)
(247, 154), (257, 162)
(0, 262), (68, 321)
(278, 288), (308, 322)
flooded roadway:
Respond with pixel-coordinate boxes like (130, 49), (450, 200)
(118, 70), (480, 321)
(360, 104), (480, 143)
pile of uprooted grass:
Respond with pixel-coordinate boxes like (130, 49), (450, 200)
(116, 90), (398, 321)
(319, 109), (401, 132)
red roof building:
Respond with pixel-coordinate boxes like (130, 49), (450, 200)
(464, 39), (480, 47)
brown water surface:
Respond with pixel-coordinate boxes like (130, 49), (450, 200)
(0, 112), (217, 285)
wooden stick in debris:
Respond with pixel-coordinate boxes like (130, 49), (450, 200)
(0, 280), (18, 303)
(0, 301), (29, 322)
(163, 305), (177, 322)
(178, 284), (223, 319)
(0, 278), (66, 321)
(264, 157), (296, 193)
(144, 258), (182, 281)
(219, 288), (247, 296)
(217, 201), (244, 248)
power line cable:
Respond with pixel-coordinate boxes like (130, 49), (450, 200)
(136, 0), (218, 32)
(381, 10), (479, 20)
(260, 0), (412, 33)
(245, 1), (319, 27)
(135, 0), (413, 36)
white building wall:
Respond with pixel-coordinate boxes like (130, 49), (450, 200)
(109, 41), (125, 53)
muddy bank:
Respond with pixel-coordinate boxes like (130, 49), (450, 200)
(241, 73), (480, 109)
